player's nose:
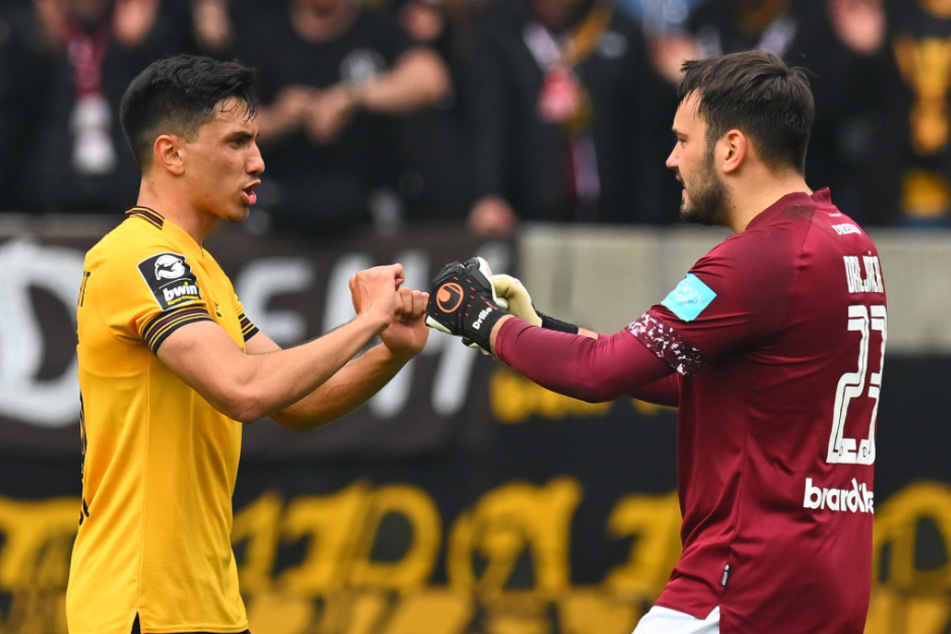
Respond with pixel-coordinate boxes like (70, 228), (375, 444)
(248, 143), (265, 175)
(665, 146), (679, 171)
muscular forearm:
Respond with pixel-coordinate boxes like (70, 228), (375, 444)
(270, 342), (412, 431)
(493, 318), (680, 406)
(243, 312), (395, 421)
(353, 48), (450, 113)
(158, 309), (391, 424)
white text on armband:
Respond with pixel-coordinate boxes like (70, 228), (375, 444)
(843, 255), (884, 294)
(803, 477), (874, 514)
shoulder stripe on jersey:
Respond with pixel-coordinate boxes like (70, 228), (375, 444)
(126, 207), (164, 229)
(627, 311), (708, 376)
(142, 306), (213, 353)
(239, 313), (259, 343)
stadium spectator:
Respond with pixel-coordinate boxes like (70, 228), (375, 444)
(0, 0), (194, 214)
(427, 50), (886, 633)
(66, 54), (430, 634)
(617, 0), (700, 32)
(678, 0), (890, 225)
(615, 0), (706, 84)
(190, 0), (234, 54)
(861, 0), (951, 227)
(227, 0), (452, 238)
(396, 0), (474, 78)
(464, 0), (679, 237)
(390, 0), (475, 223)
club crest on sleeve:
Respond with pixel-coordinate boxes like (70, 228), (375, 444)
(436, 282), (464, 313)
(137, 252), (203, 311)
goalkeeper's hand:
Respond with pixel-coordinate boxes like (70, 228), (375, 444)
(491, 274), (542, 326)
(491, 273), (579, 334)
(426, 257), (508, 352)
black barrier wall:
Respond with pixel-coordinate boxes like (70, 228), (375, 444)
(0, 222), (948, 633)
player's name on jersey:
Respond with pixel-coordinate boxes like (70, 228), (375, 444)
(843, 255), (884, 294)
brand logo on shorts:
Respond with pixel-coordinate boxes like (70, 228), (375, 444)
(137, 252), (203, 312)
(436, 282), (464, 313)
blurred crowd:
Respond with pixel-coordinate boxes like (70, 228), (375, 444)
(1, 0), (950, 237)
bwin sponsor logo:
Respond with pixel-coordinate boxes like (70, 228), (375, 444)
(163, 283), (200, 303)
(803, 477), (874, 514)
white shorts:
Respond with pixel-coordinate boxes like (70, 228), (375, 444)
(631, 605), (720, 634)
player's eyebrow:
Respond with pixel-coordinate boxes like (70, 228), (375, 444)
(226, 130), (256, 144)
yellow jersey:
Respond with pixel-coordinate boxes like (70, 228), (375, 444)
(67, 207), (257, 634)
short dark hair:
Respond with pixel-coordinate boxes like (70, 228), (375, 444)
(119, 54), (260, 168)
(678, 50), (815, 173)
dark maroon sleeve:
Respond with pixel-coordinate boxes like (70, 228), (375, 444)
(653, 227), (795, 361)
(494, 318), (680, 406)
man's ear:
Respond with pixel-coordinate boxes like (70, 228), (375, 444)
(718, 129), (747, 175)
(153, 134), (186, 175)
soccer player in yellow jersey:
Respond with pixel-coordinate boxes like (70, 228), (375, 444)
(67, 54), (430, 634)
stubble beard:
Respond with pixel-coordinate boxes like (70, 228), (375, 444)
(679, 153), (729, 227)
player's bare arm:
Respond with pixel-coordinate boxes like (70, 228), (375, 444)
(264, 285), (430, 431)
(156, 264), (408, 424)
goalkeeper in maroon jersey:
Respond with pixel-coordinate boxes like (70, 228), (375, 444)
(427, 50), (886, 634)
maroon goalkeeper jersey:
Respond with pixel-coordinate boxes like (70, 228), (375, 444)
(628, 189), (885, 632)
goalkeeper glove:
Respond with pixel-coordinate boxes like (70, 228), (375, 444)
(491, 273), (579, 334)
(426, 257), (508, 352)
